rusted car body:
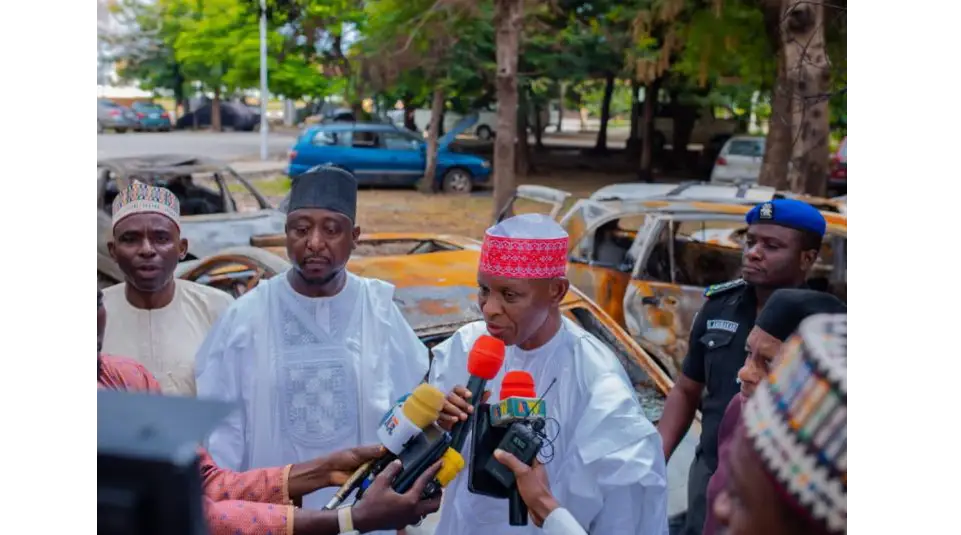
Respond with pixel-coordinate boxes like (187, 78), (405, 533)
(174, 235), (699, 519)
(505, 183), (848, 378)
(96, 155), (285, 289)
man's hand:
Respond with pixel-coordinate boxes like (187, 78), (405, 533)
(493, 449), (559, 527)
(288, 444), (385, 499)
(437, 386), (490, 431)
(318, 445), (386, 488)
(351, 460), (443, 533)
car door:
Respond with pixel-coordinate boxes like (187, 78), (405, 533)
(565, 207), (648, 327)
(622, 212), (746, 378)
(379, 130), (427, 185)
(291, 126), (355, 177)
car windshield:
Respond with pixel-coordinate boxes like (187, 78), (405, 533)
(134, 103), (163, 111)
(838, 139), (847, 160)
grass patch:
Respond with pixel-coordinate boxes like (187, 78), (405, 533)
(242, 170), (631, 239)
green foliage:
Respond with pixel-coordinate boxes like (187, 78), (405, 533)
(105, 0), (187, 98)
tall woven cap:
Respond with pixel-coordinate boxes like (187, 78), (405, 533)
(111, 181), (181, 230)
(743, 313), (847, 533)
(479, 213), (569, 279)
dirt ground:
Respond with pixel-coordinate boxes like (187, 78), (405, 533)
(252, 169), (638, 239)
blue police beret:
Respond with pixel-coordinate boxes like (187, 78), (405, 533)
(745, 199), (826, 237)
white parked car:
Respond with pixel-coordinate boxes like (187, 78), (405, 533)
(709, 135), (766, 185)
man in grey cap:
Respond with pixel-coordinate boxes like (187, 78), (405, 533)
(195, 167), (430, 527)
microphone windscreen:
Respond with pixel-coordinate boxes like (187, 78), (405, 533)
(500, 371), (536, 400)
(402, 384), (446, 429)
(467, 335), (506, 380)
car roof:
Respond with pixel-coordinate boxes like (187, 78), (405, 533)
(588, 182), (844, 213)
(590, 182), (778, 204)
(98, 154), (231, 175)
(311, 122), (408, 133)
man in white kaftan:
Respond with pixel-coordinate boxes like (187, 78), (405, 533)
(430, 214), (669, 535)
(103, 181), (233, 396)
(195, 167), (430, 519)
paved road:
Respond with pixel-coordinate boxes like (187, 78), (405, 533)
(97, 129), (636, 162)
(97, 131), (298, 161)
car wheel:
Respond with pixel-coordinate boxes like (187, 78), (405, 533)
(476, 125), (493, 141)
(441, 168), (473, 194)
(98, 121), (104, 134)
(115, 128), (127, 134)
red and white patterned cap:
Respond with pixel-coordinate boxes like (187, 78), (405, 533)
(479, 214), (569, 279)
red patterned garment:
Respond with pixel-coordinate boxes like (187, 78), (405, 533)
(98, 354), (296, 535)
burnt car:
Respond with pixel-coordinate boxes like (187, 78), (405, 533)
(96, 155), (285, 289)
(176, 235), (701, 524)
(501, 183), (848, 379)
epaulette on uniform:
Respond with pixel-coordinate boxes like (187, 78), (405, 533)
(704, 278), (747, 298)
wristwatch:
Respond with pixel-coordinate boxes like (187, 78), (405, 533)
(337, 505), (356, 534)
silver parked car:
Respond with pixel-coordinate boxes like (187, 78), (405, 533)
(97, 99), (139, 134)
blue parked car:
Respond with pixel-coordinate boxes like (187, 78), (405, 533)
(287, 114), (490, 193)
(131, 101), (173, 132)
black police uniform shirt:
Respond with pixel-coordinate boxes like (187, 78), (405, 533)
(682, 278), (756, 473)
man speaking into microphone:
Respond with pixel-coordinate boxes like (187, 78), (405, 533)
(429, 214), (669, 535)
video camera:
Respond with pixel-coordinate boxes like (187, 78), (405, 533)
(468, 371), (551, 526)
(98, 389), (236, 535)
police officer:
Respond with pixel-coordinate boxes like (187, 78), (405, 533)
(656, 198), (827, 535)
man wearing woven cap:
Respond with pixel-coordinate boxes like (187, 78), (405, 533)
(430, 213), (669, 535)
(102, 181), (234, 396)
(658, 198), (828, 535)
(195, 167), (429, 521)
(703, 289), (845, 535)
(714, 313), (846, 535)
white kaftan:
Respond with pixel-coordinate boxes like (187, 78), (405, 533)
(194, 272), (430, 518)
(429, 318), (669, 535)
(101, 280), (234, 396)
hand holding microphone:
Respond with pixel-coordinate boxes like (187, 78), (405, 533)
(350, 460), (444, 533)
(323, 384), (446, 510)
(440, 335), (505, 451)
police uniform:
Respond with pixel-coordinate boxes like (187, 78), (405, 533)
(678, 198), (828, 535)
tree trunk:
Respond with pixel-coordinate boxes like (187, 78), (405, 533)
(211, 87), (222, 132)
(419, 88), (445, 193)
(403, 104), (418, 132)
(671, 92), (698, 172)
(759, 53), (794, 190)
(556, 81), (566, 133)
(638, 78), (664, 182)
(782, 0), (831, 196)
(516, 89), (531, 176)
(594, 73), (616, 152)
(626, 78), (642, 158)
(532, 100), (544, 149)
(491, 0), (523, 222)
(351, 100), (365, 121)
(438, 108), (446, 136)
